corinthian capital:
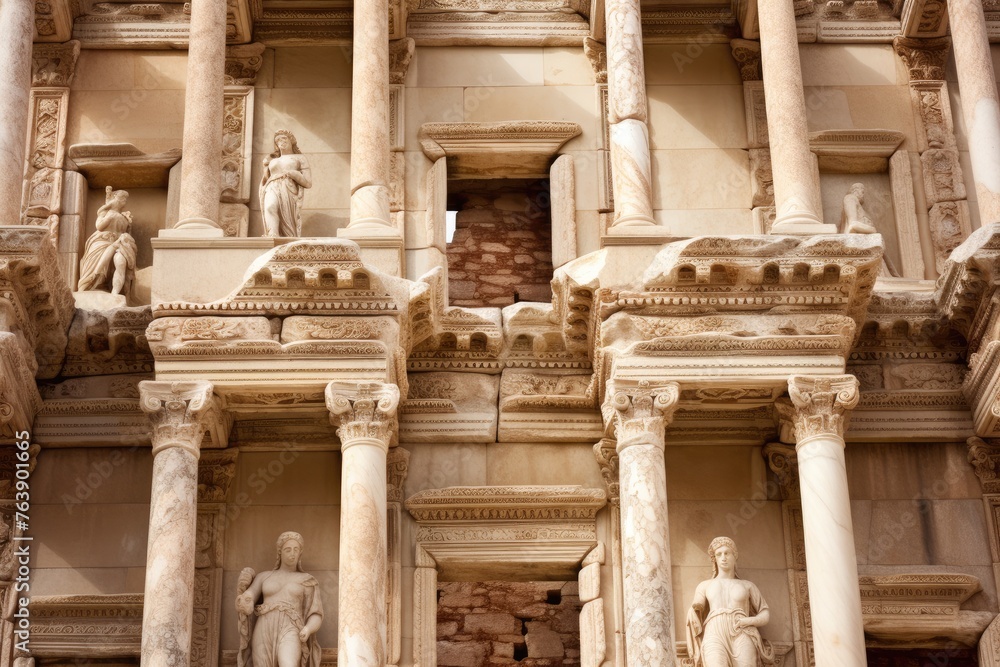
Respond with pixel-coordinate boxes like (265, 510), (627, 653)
(325, 382), (400, 449)
(604, 380), (679, 451)
(784, 375), (859, 443)
(139, 381), (219, 457)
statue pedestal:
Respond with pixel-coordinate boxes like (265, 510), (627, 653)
(73, 290), (127, 310)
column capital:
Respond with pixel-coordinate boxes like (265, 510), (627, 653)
(31, 40), (81, 88)
(604, 380), (679, 451)
(593, 437), (620, 502)
(783, 375), (859, 443)
(139, 381), (218, 457)
(968, 436), (1000, 492)
(326, 381), (400, 449)
(893, 35), (950, 82)
(762, 441), (799, 500)
(730, 38), (762, 81)
(224, 42), (265, 86)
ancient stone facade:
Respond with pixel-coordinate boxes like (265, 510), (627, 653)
(7, 2), (1000, 667)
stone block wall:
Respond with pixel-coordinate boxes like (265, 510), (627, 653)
(447, 180), (554, 307)
(436, 581), (582, 666)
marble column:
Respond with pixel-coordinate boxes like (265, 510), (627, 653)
(785, 375), (866, 667)
(326, 381), (400, 665)
(175, 0), (226, 232)
(346, 0), (392, 231)
(948, 0), (1000, 225)
(607, 381), (680, 667)
(758, 0), (836, 235)
(138, 381), (218, 667)
(0, 0), (34, 226)
(604, 0), (657, 230)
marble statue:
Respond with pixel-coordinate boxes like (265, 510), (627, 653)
(260, 130), (312, 238)
(236, 531), (323, 667)
(77, 185), (137, 295)
(841, 182), (877, 235)
(686, 537), (776, 667)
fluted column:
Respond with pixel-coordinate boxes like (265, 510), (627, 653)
(948, 0), (1000, 224)
(604, 0), (657, 230)
(0, 0), (34, 225)
(346, 0), (392, 231)
(326, 381), (400, 666)
(606, 381), (679, 667)
(138, 381), (218, 667)
(174, 0), (226, 232)
(784, 375), (866, 667)
(758, 0), (836, 235)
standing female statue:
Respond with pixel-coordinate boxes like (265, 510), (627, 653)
(686, 537), (776, 667)
(236, 531), (323, 667)
(77, 185), (137, 295)
(260, 130), (312, 237)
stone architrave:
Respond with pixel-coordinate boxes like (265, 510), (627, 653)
(174, 0), (227, 233)
(948, 0), (1000, 225)
(758, 0), (834, 234)
(605, 381), (680, 667)
(326, 381), (400, 666)
(138, 381), (220, 667)
(784, 375), (866, 667)
(0, 0), (34, 227)
(604, 0), (657, 231)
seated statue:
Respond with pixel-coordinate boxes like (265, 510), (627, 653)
(236, 531), (323, 667)
(77, 186), (137, 295)
(260, 130), (312, 238)
(841, 182), (877, 235)
(686, 537), (776, 667)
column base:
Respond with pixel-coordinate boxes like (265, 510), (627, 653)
(770, 218), (838, 236)
(339, 221), (399, 237)
(602, 222), (674, 247)
(161, 218), (225, 238)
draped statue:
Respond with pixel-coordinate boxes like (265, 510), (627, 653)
(260, 130), (312, 237)
(236, 531), (323, 667)
(686, 537), (776, 667)
(77, 186), (137, 295)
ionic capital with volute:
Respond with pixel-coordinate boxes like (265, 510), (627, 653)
(325, 381), (400, 450)
(605, 380), (680, 451)
(783, 375), (859, 444)
(139, 381), (219, 457)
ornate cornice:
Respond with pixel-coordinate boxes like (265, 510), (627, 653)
(326, 382), (400, 448)
(388, 38), (415, 85)
(968, 436), (1000, 493)
(729, 38), (761, 81)
(197, 448), (239, 502)
(893, 35), (950, 82)
(603, 380), (679, 450)
(224, 42), (266, 85)
(762, 442), (798, 500)
(31, 40), (81, 87)
(387, 446), (410, 502)
(405, 485), (606, 523)
(785, 375), (860, 442)
(139, 381), (226, 456)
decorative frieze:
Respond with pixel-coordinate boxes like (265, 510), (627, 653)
(28, 595), (143, 657)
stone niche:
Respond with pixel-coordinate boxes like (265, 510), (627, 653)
(446, 178), (554, 307)
(437, 581), (582, 667)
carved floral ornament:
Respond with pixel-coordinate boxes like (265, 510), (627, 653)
(781, 375), (860, 442)
(139, 380), (220, 456)
(603, 380), (680, 450)
(325, 381), (400, 447)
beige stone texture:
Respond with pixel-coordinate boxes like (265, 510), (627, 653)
(643, 44), (742, 86)
(652, 209), (754, 236)
(651, 149), (751, 210)
(799, 44), (901, 86)
(647, 85), (748, 150)
(846, 442), (983, 500)
(273, 47), (352, 89)
(461, 86), (599, 151)
(543, 47), (597, 86)
(859, 499), (992, 566)
(484, 443), (604, 488)
(408, 47), (545, 88)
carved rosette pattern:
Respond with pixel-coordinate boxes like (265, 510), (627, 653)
(326, 382), (399, 667)
(604, 382), (679, 667)
(137, 380), (218, 667)
(785, 375), (859, 442)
